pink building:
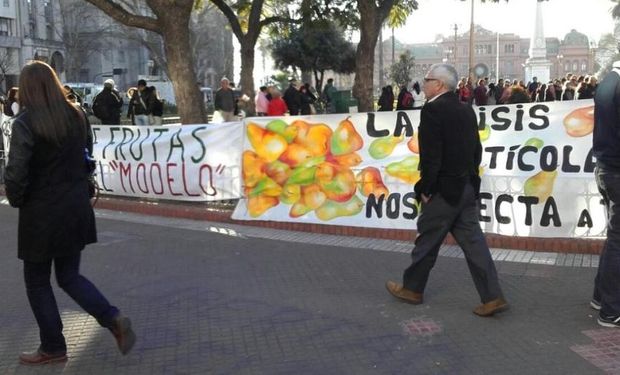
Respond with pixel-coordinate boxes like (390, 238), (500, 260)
(374, 26), (596, 87)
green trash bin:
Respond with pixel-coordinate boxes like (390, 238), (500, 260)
(332, 90), (355, 114)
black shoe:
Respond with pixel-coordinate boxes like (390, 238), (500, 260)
(590, 299), (601, 311)
(598, 313), (620, 328)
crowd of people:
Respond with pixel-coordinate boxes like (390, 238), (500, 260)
(1, 78), (164, 126)
(213, 77), (338, 122)
(379, 72), (598, 110)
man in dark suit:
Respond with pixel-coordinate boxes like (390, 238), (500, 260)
(386, 64), (507, 317)
(591, 60), (620, 327)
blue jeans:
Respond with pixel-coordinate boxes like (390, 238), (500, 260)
(24, 253), (119, 354)
(594, 163), (620, 316)
(134, 114), (150, 126)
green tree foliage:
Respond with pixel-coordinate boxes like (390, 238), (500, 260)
(389, 51), (415, 87)
(270, 21), (356, 92)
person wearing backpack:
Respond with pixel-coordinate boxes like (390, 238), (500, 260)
(396, 84), (414, 110)
(127, 79), (153, 126)
(91, 79), (123, 125)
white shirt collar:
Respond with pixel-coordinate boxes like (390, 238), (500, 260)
(426, 90), (449, 103)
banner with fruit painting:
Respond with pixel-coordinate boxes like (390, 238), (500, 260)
(91, 123), (243, 201)
(232, 100), (605, 238)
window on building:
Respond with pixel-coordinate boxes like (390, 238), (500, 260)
(0, 18), (12, 36)
(504, 44), (514, 54)
(3, 0), (9, 8)
(27, 0), (36, 37)
(573, 61), (578, 72)
(582, 60), (587, 72)
(43, 0), (53, 23)
(117, 50), (125, 63)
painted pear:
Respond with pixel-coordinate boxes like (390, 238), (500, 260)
(266, 119), (297, 143)
(242, 150), (266, 188)
(407, 132), (419, 154)
(330, 117), (364, 156)
(290, 201), (313, 218)
(280, 184), (301, 205)
(279, 143), (313, 167)
(330, 152), (363, 168)
(315, 195), (364, 221)
(478, 124), (491, 142)
(301, 184), (327, 209)
(290, 121), (332, 156)
(386, 156), (421, 184)
(248, 176), (282, 197)
(317, 167), (357, 202)
(264, 160), (291, 186)
(247, 195), (279, 218)
(369, 135), (403, 159)
(523, 137), (544, 150)
(524, 170), (558, 201)
(247, 123), (288, 162)
(287, 166), (317, 186)
(357, 167), (389, 198)
(563, 106), (594, 137)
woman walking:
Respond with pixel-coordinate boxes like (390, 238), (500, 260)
(5, 61), (136, 365)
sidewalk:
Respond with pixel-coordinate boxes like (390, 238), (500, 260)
(0, 205), (616, 374)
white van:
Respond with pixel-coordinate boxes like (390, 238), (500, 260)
(64, 83), (104, 107)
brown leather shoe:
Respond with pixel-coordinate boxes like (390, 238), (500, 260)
(109, 315), (137, 355)
(19, 349), (67, 365)
(385, 281), (423, 304)
(473, 298), (509, 317)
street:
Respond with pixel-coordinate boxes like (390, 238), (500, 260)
(0, 204), (614, 374)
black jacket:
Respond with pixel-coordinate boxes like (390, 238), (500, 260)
(128, 88), (154, 116)
(283, 85), (302, 115)
(593, 68), (620, 170)
(92, 87), (123, 125)
(414, 91), (482, 206)
(5, 109), (97, 261)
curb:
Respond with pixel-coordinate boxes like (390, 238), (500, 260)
(93, 196), (604, 255)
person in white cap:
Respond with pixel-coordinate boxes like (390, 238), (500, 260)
(91, 79), (123, 125)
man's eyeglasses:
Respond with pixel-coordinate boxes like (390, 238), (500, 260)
(424, 77), (438, 82)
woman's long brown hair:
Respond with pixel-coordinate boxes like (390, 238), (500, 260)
(18, 61), (85, 146)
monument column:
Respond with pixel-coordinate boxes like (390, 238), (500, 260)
(524, 0), (552, 83)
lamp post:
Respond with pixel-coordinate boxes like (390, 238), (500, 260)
(468, 0), (475, 82)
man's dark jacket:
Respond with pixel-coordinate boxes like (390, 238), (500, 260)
(414, 91), (482, 206)
(93, 87), (123, 125)
(593, 68), (620, 170)
(283, 85), (301, 115)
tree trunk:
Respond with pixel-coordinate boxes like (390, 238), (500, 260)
(84, 0), (207, 124)
(239, 39), (256, 117)
(162, 17), (207, 124)
(353, 4), (381, 113)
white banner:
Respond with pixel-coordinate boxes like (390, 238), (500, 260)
(231, 101), (605, 238)
(92, 123), (243, 201)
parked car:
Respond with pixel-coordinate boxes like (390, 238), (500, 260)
(64, 82), (104, 107)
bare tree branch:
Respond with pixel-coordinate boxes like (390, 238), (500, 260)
(83, 0), (161, 33)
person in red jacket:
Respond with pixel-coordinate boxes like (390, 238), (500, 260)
(267, 89), (288, 116)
